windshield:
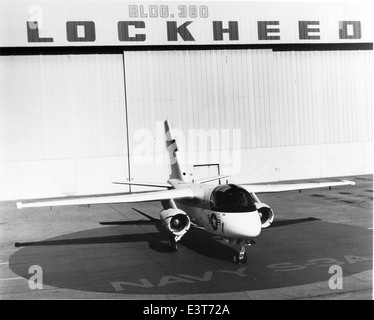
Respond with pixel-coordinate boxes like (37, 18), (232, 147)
(210, 184), (257, 213)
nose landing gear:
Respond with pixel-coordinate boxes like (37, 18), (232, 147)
(232, 246), (248, 264)
(232, 239), (255, 264)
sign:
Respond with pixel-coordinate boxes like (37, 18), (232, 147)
(0, 1), (372, 47)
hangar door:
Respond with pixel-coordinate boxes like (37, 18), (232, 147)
(0, 54), (129, 200)
(123, 50), (247, 185)
(123, 49), (373, 185)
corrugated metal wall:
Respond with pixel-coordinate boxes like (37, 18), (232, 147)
(0, 54), (127, 161)
(123, 49), (373, 184)
(124, 49), (372, 151)
(0, 54), (129, 200)
(0, 49), (372, 200)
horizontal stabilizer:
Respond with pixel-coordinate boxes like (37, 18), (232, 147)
(195, 175), (230, 184)
(112, 181), (172, 188)
(240, 180), (355, 194)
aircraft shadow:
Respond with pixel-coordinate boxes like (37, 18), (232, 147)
(15, 231), (165, 248)
(269, 217), (321, 228)
(13, 212), (321, 262)
(8, 215), (371, 295)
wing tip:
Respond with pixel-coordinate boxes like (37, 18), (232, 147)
(341, 180), (356, 186)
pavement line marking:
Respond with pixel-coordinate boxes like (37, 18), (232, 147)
(0, 249), (19, 252)
(0, 262), (9, 265)
(0, 277), (24, 282)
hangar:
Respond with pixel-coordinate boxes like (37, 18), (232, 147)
(0, 1), (373, 201)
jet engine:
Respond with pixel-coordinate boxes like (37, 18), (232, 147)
(255, 203), (275, 228)
(159, 208), (191, 236)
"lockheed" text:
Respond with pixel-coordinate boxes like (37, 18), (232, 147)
(26, 20), (362, 43)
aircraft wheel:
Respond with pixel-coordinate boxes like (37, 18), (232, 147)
(232, 252), (247, 264)
(168, 236), (178, 251)
(241, 253), (248, 264)
(232, 253), (240, 264)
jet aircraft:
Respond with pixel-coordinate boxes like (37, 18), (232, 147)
(17, 121), (355, 263)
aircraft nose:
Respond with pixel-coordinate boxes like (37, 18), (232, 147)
(223, 211), (262, 238)
(244, 211), (262, 237)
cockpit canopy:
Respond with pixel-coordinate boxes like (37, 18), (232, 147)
(210, 184), (257, 213)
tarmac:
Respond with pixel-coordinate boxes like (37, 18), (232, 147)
(0, 175), (372, 300)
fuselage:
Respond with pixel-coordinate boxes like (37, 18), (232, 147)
(169, 179), (262, 240)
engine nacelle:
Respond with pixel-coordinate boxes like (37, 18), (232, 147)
(255, 202), (275, 228)
(159, 208), (191, 236)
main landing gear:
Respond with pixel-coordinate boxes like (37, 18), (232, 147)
(168, 234), (183, 251)
(168, 236), (178, 251)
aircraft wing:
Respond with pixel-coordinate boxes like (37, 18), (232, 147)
(240, 180), (355, 194)
(16, 188), (194, 209)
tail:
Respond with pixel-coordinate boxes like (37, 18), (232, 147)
(164, 120), (186, 182)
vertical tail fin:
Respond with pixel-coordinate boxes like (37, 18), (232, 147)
(164, 120), (186, 181)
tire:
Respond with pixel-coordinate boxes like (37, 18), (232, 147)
(241, 253), (248, 264)
(232, 253), (240, 264)
(232, 252), (247, 264)
(168, 236), (178, 251)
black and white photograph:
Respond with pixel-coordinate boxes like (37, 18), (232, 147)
(0, 0), (373, 304)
